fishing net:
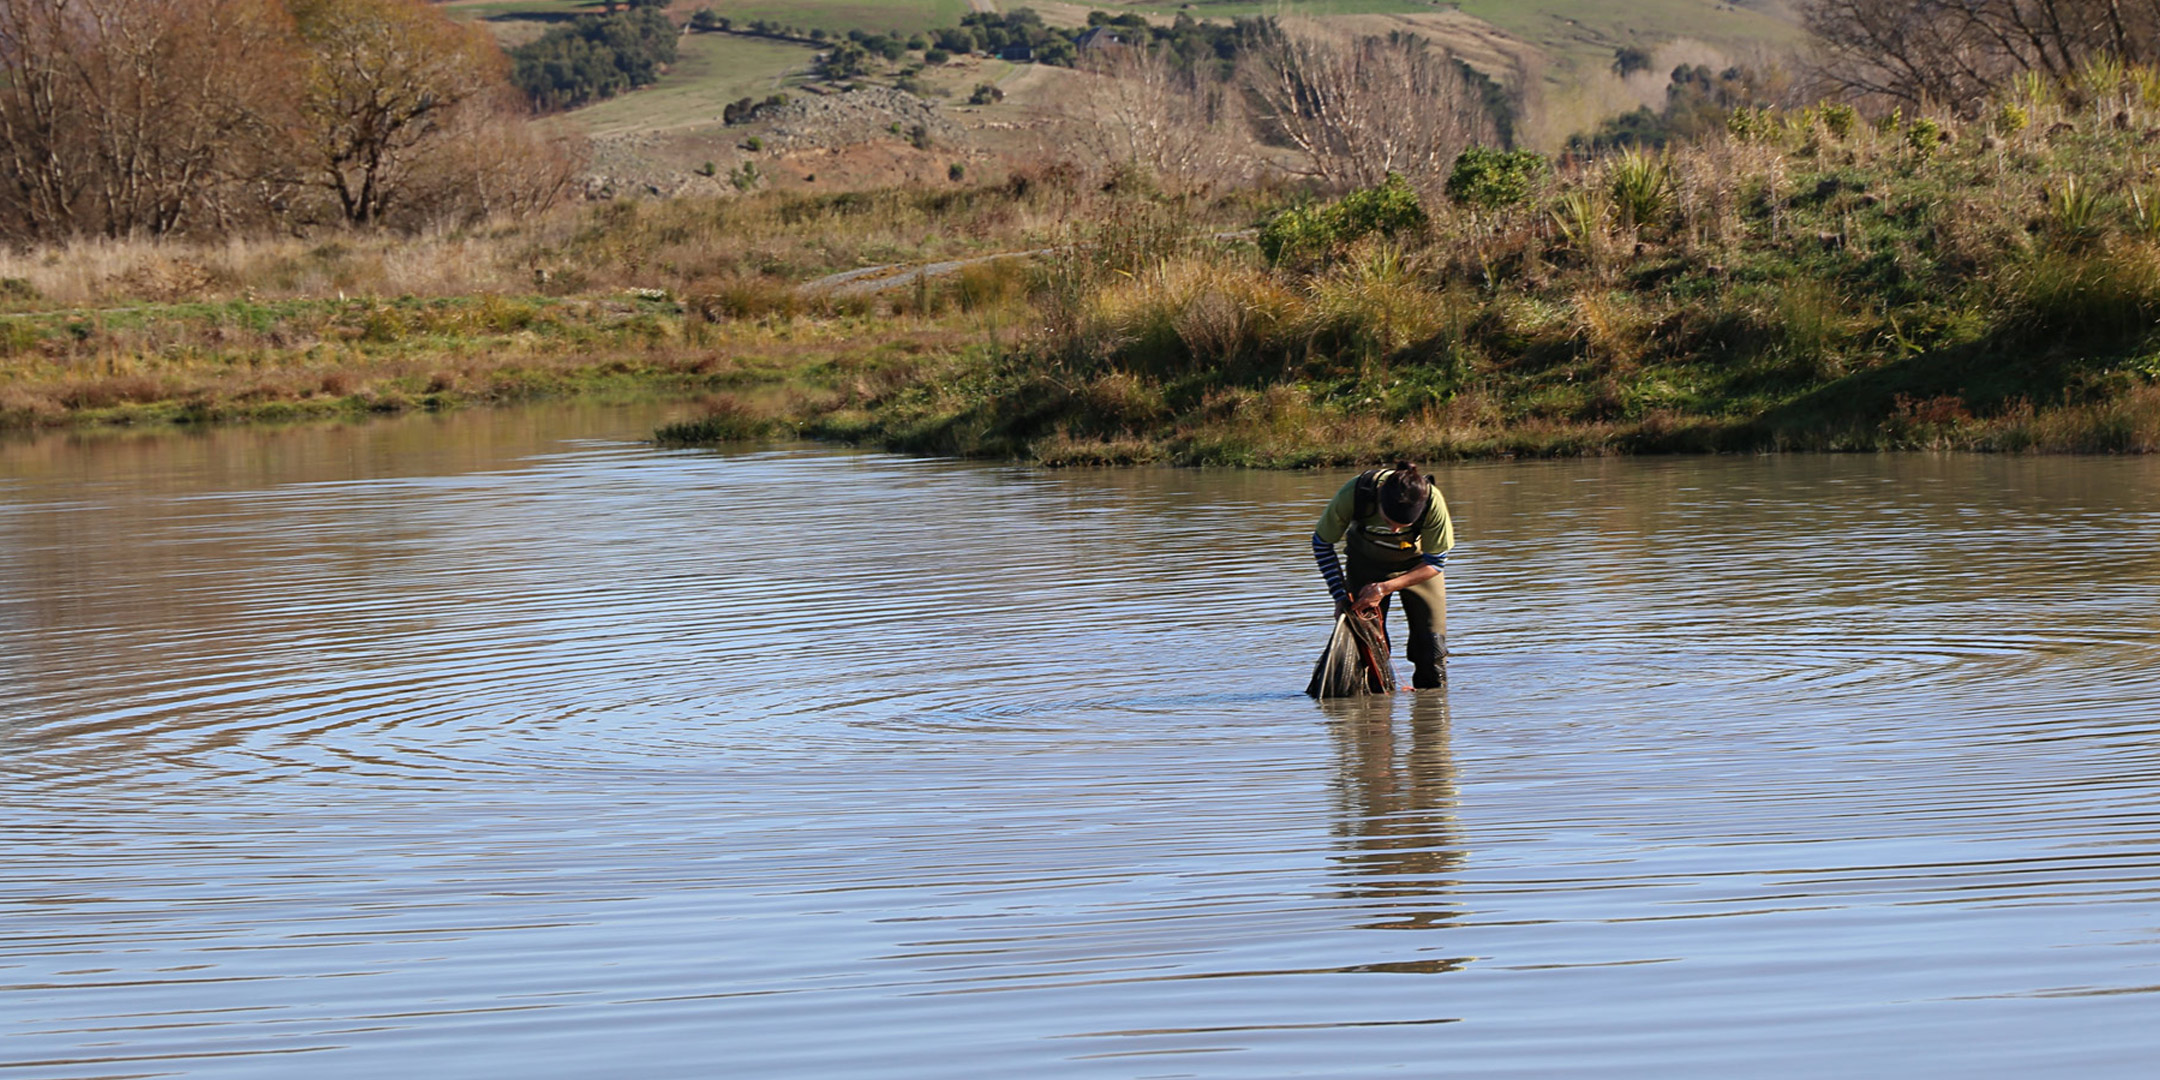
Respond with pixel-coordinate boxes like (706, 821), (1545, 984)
(1306, 611), (1398, 697)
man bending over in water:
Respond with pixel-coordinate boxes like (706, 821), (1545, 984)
(1311, 462), (1454, 688)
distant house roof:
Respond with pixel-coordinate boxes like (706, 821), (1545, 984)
(1075, 27), (1127, 52)
(999, 42), (1034, 61)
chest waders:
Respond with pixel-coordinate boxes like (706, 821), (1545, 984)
(1344, 514), (1448, 689)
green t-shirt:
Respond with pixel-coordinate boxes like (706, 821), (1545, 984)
(1314, 470), (1455, 558)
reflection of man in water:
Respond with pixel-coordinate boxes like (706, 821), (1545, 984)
(1328, 692), (1462, 937)
(1310, 462), (1454, 689)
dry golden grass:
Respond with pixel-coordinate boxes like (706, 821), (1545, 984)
(0, 173), (1153, 313)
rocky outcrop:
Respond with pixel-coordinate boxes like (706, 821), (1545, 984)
(757, 85), (967, 152)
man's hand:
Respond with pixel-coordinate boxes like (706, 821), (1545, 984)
(1353, 582), (1387, 614)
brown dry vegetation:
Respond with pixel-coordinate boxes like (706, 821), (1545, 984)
(14, 77), (2160, 460)
(677, 64), (2160, 463)
(0, 167), (1129, 305)
(8, 9), (2160, 464)
(0, 290), (991, 428)
(0, 174), (1171, 429)
(0, 0), (574, 241)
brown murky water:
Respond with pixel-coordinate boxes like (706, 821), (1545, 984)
(5, 404), (2160, 1078)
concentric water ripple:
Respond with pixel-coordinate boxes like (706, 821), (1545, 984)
(5, 407), (2160, 1078)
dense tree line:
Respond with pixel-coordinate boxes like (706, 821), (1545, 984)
(1087, 11), (1243, 78)
(509, 8), (678, 111)
(0, 0), (574, 241)
(919, 10), (1240, 72)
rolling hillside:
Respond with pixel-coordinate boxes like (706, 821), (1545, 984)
(452, 0), (1811, 193)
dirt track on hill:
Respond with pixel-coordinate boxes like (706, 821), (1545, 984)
(799, 249), (1051, 298)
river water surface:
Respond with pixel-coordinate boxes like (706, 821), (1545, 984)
(5, 404), (2159, 1078)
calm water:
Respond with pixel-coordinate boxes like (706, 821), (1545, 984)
(5, 405), (2160, 1078)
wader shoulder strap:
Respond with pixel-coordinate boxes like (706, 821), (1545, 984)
(1352, 469), (1380, 522)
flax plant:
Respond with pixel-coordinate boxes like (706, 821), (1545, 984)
(1606, 149), (1675, 237)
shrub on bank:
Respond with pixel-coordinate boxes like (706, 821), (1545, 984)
(1444, 147), (1546, 211)
(1259, 174), (1427, 266)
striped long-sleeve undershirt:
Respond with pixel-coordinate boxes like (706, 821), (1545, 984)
(1311, 533), (1447, 603)
(1311, 533), (1348, 603)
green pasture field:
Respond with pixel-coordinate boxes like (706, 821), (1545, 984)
(1449, 0), (1805, 65)
(701, 0), (971, 35)
(571, 33), (819, 137)
(1125, 0), (1803, 69)
(1123, 0), (1439, 16)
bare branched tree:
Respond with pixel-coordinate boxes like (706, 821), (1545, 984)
(402, 96), (585, 225)
(1070, 42), (1252, 191)
(1807, 0), (2160, 109)
(0, 0), (298, 240)
(290, 0), (505, 226)
(0, 0), (91, 238)
(1240, 23), (1498, 192)
(0, 0), (572, 240)
(80, 0), (300, 235)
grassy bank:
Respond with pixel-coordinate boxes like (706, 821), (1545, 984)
(666, 70), (2160, 462)
(12, 69), (2160, 459)
(0, 292), (993, 429)
(0, 177), (1124, 430)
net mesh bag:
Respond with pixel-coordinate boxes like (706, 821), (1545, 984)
(1305, 611), (1398, 697)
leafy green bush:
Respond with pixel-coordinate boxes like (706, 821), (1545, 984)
(1907, 117), (1946, 157)
(1258, 174), (1427, 265)
(1257, 206), (1330, 265)
(1335, 174), (1427, 237)
(1444, 147), (1546, 211)
(1727, 106), (1772, 141)
(1817, 103), (1858, 139)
